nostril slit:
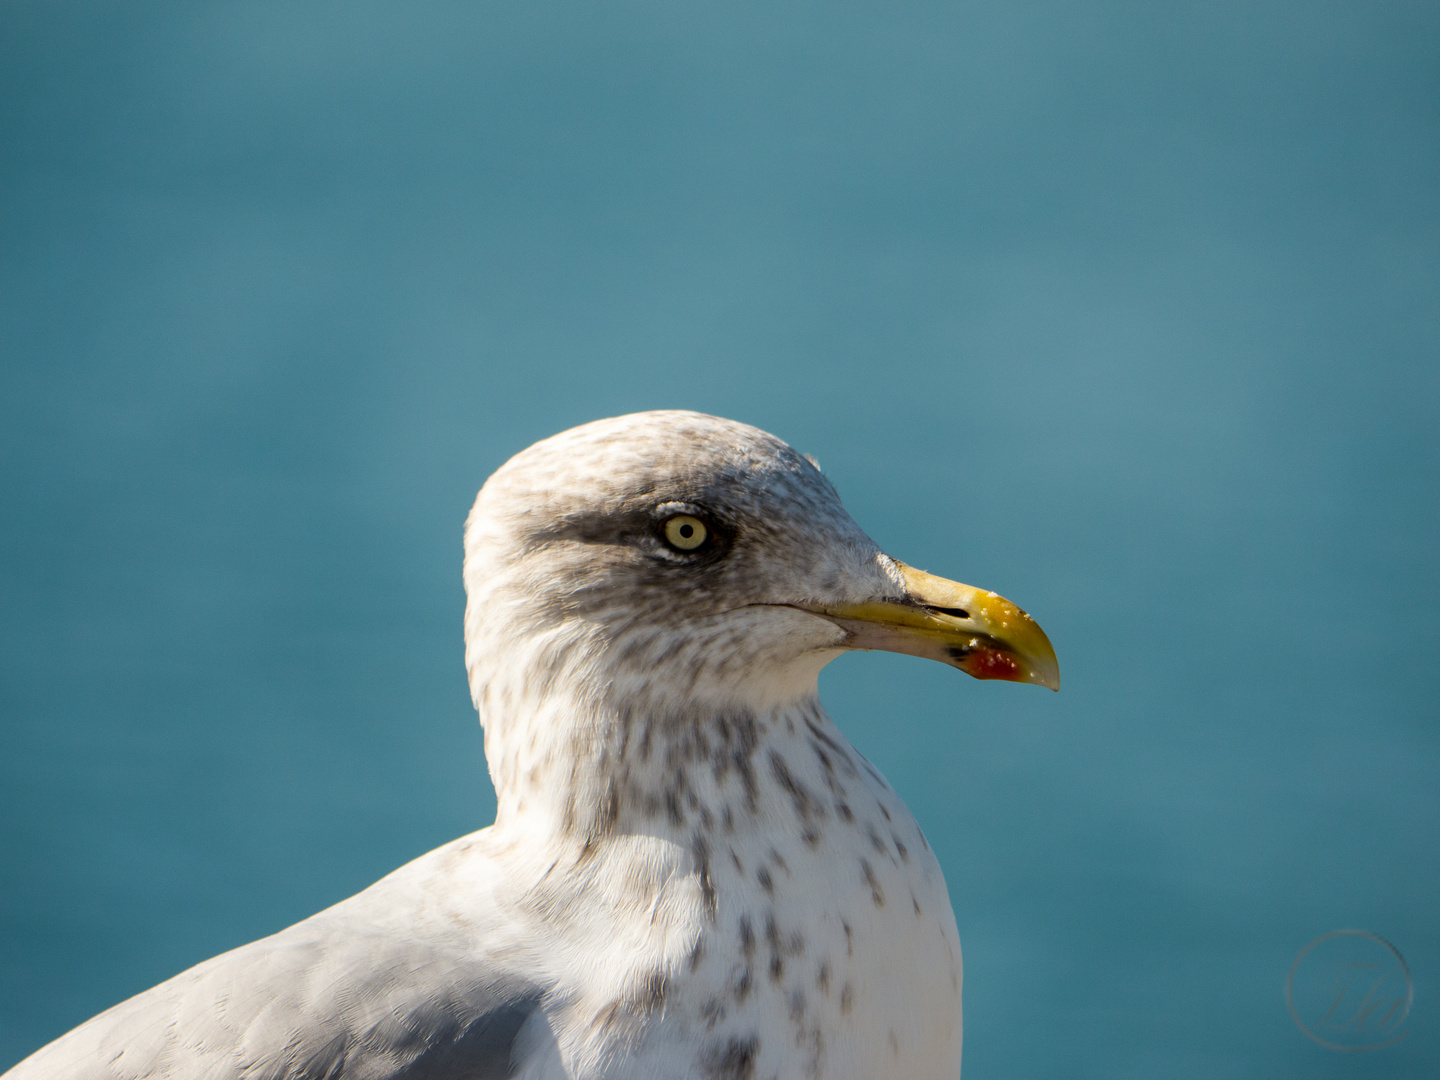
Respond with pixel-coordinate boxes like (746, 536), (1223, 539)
(929, 606), (970, 620)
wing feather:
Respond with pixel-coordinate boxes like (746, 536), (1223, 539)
(4, 836), (545, 1080)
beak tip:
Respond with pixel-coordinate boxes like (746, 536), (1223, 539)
(1032, 657), (1061, 692)
(1021, 667), (1060, 692)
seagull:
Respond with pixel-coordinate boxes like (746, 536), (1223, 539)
(5, 411), (1058, 1080)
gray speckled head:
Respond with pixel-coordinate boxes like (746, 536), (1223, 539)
(464, 411), (904, 705)
(461, 412), (911, 822)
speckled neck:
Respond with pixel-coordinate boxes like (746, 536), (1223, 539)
(478, 655), (843, 848)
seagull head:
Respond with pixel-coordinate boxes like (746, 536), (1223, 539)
(463, 411), (1057, 724)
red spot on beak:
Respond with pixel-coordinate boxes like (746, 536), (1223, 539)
(966, 647), (1021, 681)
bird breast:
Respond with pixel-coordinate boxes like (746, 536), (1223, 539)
(493, 698), (964, 1080)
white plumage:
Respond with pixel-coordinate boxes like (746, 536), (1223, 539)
(5, 412), (1057, 1080)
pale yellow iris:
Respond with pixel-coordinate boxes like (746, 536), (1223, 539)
(664, 515), (707, 550)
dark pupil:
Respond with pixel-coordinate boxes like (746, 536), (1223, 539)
(678, 523), (694, 538)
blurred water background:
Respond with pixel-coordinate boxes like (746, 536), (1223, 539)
(2, 3), (1437, 1076)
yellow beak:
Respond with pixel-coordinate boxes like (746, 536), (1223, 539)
(809, 563), (1060, 690)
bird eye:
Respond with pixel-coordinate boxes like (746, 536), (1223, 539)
(663, 515), (708, 551)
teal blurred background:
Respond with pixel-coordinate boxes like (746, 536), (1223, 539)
(2, 2), (1436, 1076)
